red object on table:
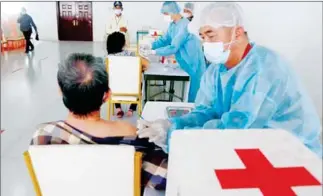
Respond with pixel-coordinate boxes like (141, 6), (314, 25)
(161, 56), (165, 63)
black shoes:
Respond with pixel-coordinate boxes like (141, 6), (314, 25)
(25, 47), (34, 54)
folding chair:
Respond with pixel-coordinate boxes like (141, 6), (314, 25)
(105, 56), (142, 120)
(24, 145), (142, 196)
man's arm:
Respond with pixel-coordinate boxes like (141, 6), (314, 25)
(140, 56), (150, 71)
(153, 20), (191, 56)
(30, 126), (60, 145)
(169, 69), (219, 129)
(151, 27), (171, 50)
(120, 17), (128, 33)
(202, 71), (284, 130)
(30, 16), (38, 33)
(119, 133), (168, 190)
(154, 26), (188, 56)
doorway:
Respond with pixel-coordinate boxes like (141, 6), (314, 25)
(57, 2), (93, 41)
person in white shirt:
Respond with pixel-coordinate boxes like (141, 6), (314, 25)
(105, 1), (130, 47)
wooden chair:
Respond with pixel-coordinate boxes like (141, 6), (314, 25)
(24, 145), (142, 196)
(105, 56), (142, 120)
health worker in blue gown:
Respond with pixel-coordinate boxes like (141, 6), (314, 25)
(141, 1), (207, 103)
(137, 2), (322, 158)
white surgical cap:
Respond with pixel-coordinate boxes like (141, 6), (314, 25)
(184, 2), (194, 13)
(200, 2), (245, 29)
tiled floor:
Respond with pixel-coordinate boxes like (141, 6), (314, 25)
(0, 41), (141, 196)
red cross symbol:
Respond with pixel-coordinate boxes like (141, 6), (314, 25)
(215, 149), (321, 196)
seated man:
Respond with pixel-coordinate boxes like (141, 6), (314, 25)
(106, 31), (149, 118)
(31, 53), (167, 191)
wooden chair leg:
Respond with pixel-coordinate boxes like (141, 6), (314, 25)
(134, 152), (143, 196)
(24, 152), (42, 196)
(137, 100), (142, 115)
(107, 100), (111, 120)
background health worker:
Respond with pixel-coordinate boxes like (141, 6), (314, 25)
(137, 2), (322, 158)
(105, 1), (130, 47)
(183, 2), (194, 22)
(142, 1), (207, 103)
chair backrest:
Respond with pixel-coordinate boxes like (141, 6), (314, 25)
(106, 56), (141, 95)
(24, 145), (142, 196)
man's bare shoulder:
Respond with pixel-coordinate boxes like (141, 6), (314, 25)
(115, 121), (137, 136)
(101, 120), (137, 137)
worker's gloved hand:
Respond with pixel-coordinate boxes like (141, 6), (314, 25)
(145, 49), (156, 56)
(137, 119), (171, 152)
(139, 44), (152, 56)
(137, 119), (171, 139)
(139, 47), (147, 57)
(140, 49), (156, 57)
(141, 44), (152, 50)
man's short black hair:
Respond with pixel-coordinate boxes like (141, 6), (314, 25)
(114, 1), (123, 8)
(106, 32), (126, 54)
(57, 53), (109, 116)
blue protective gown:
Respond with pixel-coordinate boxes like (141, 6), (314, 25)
(168, 43), (322, 157)
(152, 18), (207, 102)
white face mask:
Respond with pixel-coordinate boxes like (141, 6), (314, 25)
(203, 42), (231, 65)
(203, 28), (237, 65)
(183, 13), (190, 18)
(163, 15), (172, 23)
(114, 9), (122, 15)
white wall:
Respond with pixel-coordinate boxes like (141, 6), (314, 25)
(1, 2), (322, 119)
(92, 2), (169, 43)
(240, 2), (322, 119)
(26, 2), (58, 41)
(1, 2), (58, 41)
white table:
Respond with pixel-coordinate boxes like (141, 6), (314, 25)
(142, 101), (194, 121)
(167, 130), (323, 196)
(141, 105), (323, 196)
(143, 62), (190, 103)
(142, 102), (196, 196)
(145, 63), (189, 77)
